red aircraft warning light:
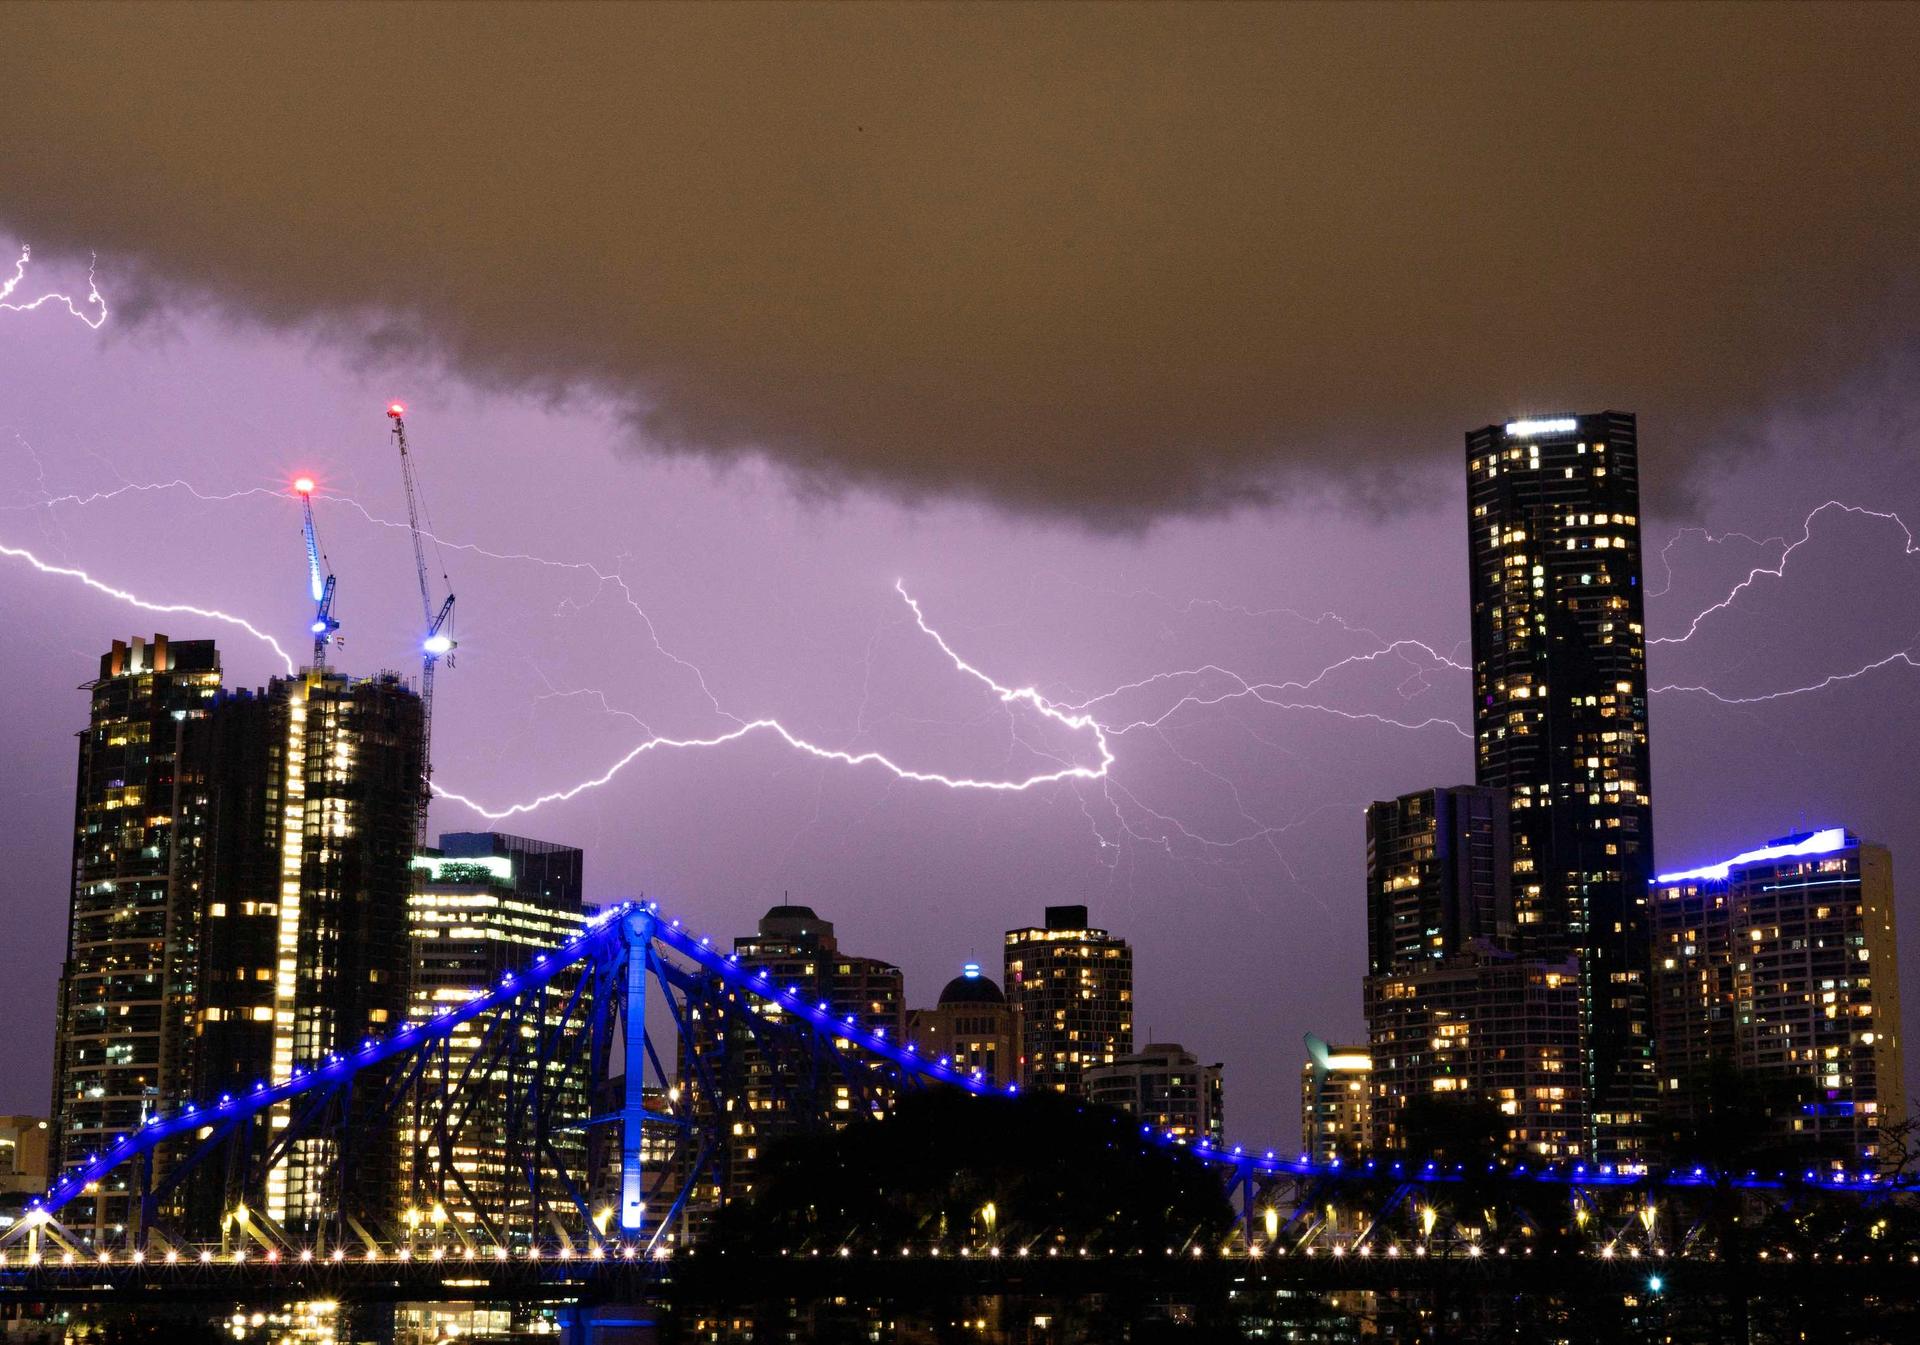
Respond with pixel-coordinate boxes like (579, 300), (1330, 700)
(387, 401), (406, 419)
(293, 476), (317, 496)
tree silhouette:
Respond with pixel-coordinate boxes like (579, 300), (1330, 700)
(704, 1088), (1233, 1256)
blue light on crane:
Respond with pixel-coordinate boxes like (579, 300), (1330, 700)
(423, 633), (455, 656)
(294, 475), (339, 668)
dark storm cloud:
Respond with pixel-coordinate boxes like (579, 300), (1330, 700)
(8, 2), (1919, 521)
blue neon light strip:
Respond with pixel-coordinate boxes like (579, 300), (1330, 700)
(33, 896), (1915, 1220)
(1655, 827), (1848, 885)
(34, 909), (630, 1218)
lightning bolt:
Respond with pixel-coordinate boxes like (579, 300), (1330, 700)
(1655, 649), (1920, 705)
(433, 581), (1114, 819)
(1646, 524), (1786, 599)
(0, 246), (107, 329)
(1644, 499), (1920, 705)
(1652, 501), (1919, 645)
(0, 536), (295, 671)
(319, 493), (735, 721)
(0, 479), (285, 514)
(1064, 641), (1472, 738)
(17, 464), (1916, 842)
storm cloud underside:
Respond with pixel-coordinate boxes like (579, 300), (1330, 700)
(9, 3), (1920, 521)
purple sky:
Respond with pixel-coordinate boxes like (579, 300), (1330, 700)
(4, 263), (1917, 1145)
(6, 4), (1920, 1149)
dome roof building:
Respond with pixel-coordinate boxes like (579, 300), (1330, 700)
(907, 962), (1023, 1088)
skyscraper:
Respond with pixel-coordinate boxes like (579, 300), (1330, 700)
(1363, 787), (1583, 1158)
(1003, 905), (1132, 1096)
(1651, 829), (1905, 1166)
(189, 668), (424, 1235)
(49, 636), (222, 1247)
(1467, 412), (1655, 1160)
(405, 832), (597, 1240)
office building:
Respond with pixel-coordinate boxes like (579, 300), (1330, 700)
(1466, 411), (1656, 1160)
(1652, 829), (1905, 1165)
(906, 962), (1023, 1089)
(189, 668), (424, 1235)
(49, 636), (222, 1246)
(684, 905), (904, 1205)
(1085, 1043), (1224, 1147)
(1300, 1036), (1371, 1163)
(405, 833), (597, 1236)
(1003, 905), (1132, 1096)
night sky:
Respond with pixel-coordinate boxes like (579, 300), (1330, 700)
(5, 4), (1919, 1145)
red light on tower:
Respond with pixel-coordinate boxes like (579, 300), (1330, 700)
(387, 401), (406, 418)
(293, 476), (317, 496)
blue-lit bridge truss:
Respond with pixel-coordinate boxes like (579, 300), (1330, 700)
(5, 900), (1916, 1296)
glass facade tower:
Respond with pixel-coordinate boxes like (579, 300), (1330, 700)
(1466, 412), (1656, 1159)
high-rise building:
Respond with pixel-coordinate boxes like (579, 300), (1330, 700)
(906, 962), (1024, 1089)
(49, 636), (222, 1246)
(1367, 786), (1513, 975)
(1003, 905), (1132, 1096)
(189, 669), (424, 1235)
(1363, 786), (1584, 1158)
(1085, 1043), (1224, 1147)
(1466, 412), (1656, 1160)
(1300, 1035), (1371, 1163)
(684, 905), (904, 1205)
(1366, 947), (1583, 1158)
(1651, 829), (1905, 1166)
(404, 833), (597, 1238)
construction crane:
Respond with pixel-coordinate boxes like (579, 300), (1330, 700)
(292, 475), (340, 670)
(386, 402), (455, 844)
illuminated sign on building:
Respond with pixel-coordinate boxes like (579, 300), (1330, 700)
(410, 854), (514, 884)
(1504, 417), (1579, 438)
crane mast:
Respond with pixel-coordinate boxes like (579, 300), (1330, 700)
(387, 403), (455, 845)
(293, 476), (339, 670)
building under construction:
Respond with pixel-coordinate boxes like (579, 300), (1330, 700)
(45, 403), (475, 1246)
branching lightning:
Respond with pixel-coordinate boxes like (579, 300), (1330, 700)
(1647, 500), (1920, 705)
(1656, 649), (1920, 705)
(0, 537), (295, 671)
(434, 581), (1115, 819)
(1063, 641), (1472, 739)
(1652, 501), (1919, 645)
(321, 493), (735, 721)
(11, 457), (1918, 849)
(0, 480), (286, 514)
(0, 246), (107, 329)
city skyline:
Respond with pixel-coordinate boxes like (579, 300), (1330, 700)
(6, 7), (1920, 1162)
(2, 398), (1915, 1150)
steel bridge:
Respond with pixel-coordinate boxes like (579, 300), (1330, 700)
(5, 900), (1916, 1308)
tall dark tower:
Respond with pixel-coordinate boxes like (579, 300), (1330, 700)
(1466, 412), (1655, 1160)
(50, 637), (222, 1247)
